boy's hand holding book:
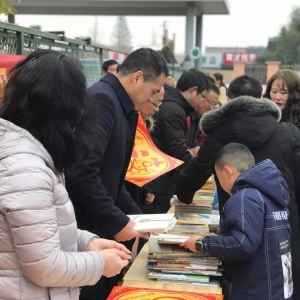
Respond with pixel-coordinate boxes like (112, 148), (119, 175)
(180, 233), (217, 253)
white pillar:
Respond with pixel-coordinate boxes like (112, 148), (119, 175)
(184, 2), (195, 70)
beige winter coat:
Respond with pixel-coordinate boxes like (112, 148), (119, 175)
(0, 118), (105, 300)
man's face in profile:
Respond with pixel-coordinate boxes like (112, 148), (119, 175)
(107, 64), (119, 75)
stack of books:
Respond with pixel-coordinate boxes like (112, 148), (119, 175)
(176, 213), (220, 233)
(171, 193), (214, 214)
(201, 176), (214, 191)
(168, 223), (210, 235)
(145, 235), (223, 287)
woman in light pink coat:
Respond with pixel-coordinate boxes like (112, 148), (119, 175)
(0, 50), (131, 300)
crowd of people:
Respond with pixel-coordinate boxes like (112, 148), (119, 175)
(0, 48), (300, 300)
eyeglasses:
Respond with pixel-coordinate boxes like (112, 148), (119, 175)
(149, 100), (163, 107)
(200, 93), (221, 108)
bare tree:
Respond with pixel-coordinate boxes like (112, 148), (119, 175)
(89, 16), (100, 44)
(111, 16), (132, 53)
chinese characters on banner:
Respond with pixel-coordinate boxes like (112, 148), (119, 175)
(222, 52), (257, 65)
(125, 113), (184, 187)
(107, 286), (223, 300)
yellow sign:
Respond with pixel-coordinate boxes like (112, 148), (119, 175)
(125, 112), (184, 187)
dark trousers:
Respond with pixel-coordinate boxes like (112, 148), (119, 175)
(79, 274), (121, 300)
(141, 193), (172, 214)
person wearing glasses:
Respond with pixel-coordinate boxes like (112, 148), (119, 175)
(193, 81), (221, 147)
(143, 69), (209, 214)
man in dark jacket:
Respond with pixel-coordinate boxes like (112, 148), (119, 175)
(144, 69), (209, 214)
(65, 48), (168, 300)
(175, 76), (300, 300)
(182, 144), (292, 300)
(193, 81), (221, 147)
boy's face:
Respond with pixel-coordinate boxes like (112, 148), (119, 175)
(215, 164), (239, 195)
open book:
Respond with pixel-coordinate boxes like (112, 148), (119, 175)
(128, 213), (176, 233)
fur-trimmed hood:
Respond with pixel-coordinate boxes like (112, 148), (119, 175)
(200, 96), (281, 135)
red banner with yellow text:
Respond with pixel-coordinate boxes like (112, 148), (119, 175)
(125, 112), (184, 187)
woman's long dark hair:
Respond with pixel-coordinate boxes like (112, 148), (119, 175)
(213, 73), (227, 89)
(0, 50), (102, 172)
(264, 69), (300, 125)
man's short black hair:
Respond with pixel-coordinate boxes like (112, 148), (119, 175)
(215, 143), (255, 173)
(228, 75), (263, 99)
(176, 69), (209, 93)
(207, 82), (220, 95)
(118, 48), (168, 82)
(102, 60), (119, 72)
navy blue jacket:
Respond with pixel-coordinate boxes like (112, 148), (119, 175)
(65, 73), (142, 239)
(202, 160), (292, 300)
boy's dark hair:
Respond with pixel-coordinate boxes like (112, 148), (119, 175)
(207, 81), (220, 95)
(118, 48), (168, 82)
(1, 49), (102, 172)
(228, 75), (263, 99)
(177, 69), (209, 93)
(215, 143), (255, 173)
(102, 59), (119, 72)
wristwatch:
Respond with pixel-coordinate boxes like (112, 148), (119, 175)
(195, 237), (204, 252)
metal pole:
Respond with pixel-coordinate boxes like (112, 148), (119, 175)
(195, 15), (203, 70)
(8, 14), (15, 24)
(16, 32), (24, 55)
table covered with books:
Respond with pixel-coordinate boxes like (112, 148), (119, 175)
(122, 177), (223, 297)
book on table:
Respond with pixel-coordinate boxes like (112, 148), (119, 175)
(171, 191), (215, 214)
(107, 286), (224, 300)
(128, 213), (176, 233)
(167, 224), (210, 235)
(176, 213), (220, 226)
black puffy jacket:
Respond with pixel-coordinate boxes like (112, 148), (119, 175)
(176, 96), (300, 300)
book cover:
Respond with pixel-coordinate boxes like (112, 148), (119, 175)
(176, 213), (220, 226)
(148, 237), (211, 257)
(157, 280), (221, 287)
(148, 271), (210, 282)
(107, 286), (223, 300)
(128, 214), (176, 233)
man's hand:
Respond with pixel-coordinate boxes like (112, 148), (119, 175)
(101, 249), (131, 277)
(86, 237), (131, 254)
(114, 219), (148, 242)
(179, 235), (201, 253)
(144, 193), (155, 205)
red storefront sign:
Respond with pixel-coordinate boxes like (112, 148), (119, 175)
(223, 52), (257, 65)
